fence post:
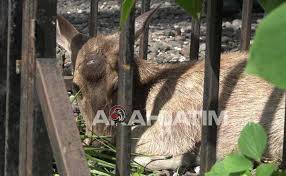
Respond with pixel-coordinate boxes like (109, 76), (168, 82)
(139, 0), (151, 60)
(240, 0), (253, 51)
(89, 0), (99, 37)
(0, 0), (8, 175)
(19, 0), (56, 175)
(4, 0), (22, 175)
(200, 0), (223, 174)
(190, 18), (201, 60)
(116, 2), (135, 176)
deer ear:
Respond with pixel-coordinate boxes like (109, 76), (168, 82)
(135, 4), (160, 40)
(56, 15), (89, 68)
(56, 15), (79, 53)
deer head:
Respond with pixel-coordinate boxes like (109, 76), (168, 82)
(56, 6), (160, 139)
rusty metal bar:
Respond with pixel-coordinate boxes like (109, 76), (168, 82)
(36, 58), (90, 176)
(200, 0), (223, 174)
(190, 18), (201, 60)
(4, 0), (22, 175)
(89, 0), (99, 37)
(116, 2), (135, 176)
(0, 0), (8, 174)
(240, 0), (253, 51)
(139, 0), (151, 59)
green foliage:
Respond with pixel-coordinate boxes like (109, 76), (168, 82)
(119, 0), (136, 30)
(258, 0), (286, 13)
(175, 0), (202, 19)
(246, 2), (286, 89)
(223, 154), (253, 173)
(238, 123), (267, 161)
(206, 123), (281, 176)
(119, 0), (202, 30)
(256, 164), (278, 176)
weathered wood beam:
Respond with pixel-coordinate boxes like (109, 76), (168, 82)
(0, 0), (8, 174)
(19, 0), (56, 175)
(36, 58), (90, 176)
(4, 0), (22, 175)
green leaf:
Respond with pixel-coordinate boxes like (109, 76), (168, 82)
(223, 153), (253, 173)
(120, 0), (136, 30)
(176, 0), (202, 19)
(241, 170), (252, 176)
(205, 161), (229, 176)
(258, 0), (286, 13)
(238, 123), (267, 161)
(256, 163), (278, 176)
(246, 2), (286, 89)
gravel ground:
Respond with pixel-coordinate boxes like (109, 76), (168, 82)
(57, 0), (263, 75)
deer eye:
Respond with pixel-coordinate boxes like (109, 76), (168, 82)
(81, 53), (106, 81)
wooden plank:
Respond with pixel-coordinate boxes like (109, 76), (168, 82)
(200, 0), (223, 174)
(19, 0), (45, 176)
(139, 0), (151, 60)
(4, 0), (22, 175)
(36, 58), (90, 176)
(0, 0), (8, 175)
(116, 1), (135, 175)
(190, 18), (201, 60)
(89, 0), (99, 37)
(19, 0), (56, 175)
(19, 0), (38, 175)
(240, 0), (253, 51)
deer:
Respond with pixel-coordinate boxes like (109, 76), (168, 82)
(56, 7), (285, 170)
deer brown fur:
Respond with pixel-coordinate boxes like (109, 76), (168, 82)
(56, 10), (285, 170)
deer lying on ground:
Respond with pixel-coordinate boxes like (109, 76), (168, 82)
(56, 8), (285, 170)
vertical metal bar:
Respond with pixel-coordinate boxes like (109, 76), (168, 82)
(0, 0), (8, 175)
(89, 0), (99, 37)
(200, 0), (223, 174)
(240, 0), (253, 51)
(19, 0), (56, 175)
(139, 0), (151, 60)
(4, 0), (22, 175)
(190, 18), (201, 60)
(116, 2), (135, 176)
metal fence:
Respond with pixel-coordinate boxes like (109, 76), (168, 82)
(0, 0), (279, 176)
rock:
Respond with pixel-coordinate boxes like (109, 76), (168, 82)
(223, 21), (232, 28)
(222, 36), (230, 43)
(232, 19), (242, 30)
(200, 43), (206, 51)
